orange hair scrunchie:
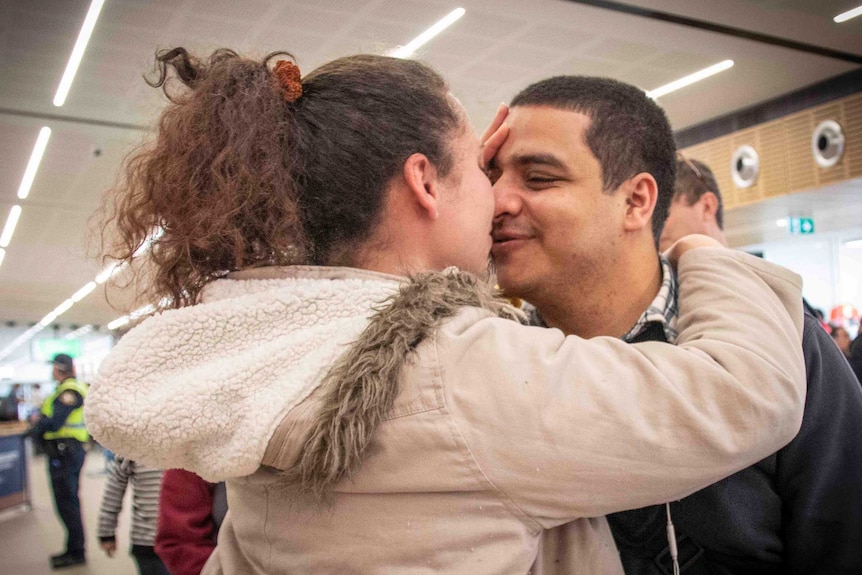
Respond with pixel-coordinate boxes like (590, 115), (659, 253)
(273, 60), (302, 103)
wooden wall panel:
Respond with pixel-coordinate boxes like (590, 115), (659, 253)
(783, 113), (817, 194)
(843, 94), (862, 179)
(680, 92), (860, 207)
(759, 121), (787, 199)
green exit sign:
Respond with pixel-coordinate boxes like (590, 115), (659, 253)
(31, 339), (82, 362)
(788, 217), (815, 235)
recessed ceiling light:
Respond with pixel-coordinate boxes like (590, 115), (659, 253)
(53, 0), (106, 107)
(834, 5), (862, 23)
(776, 218), (788, 228)
(0, 206), (22, 248)
(71, 282), (97, 302)
(389, 7), (466, 59)
(107, 315), (130, 331)
(95, 261), (127, 284)
(17, 127), (51, 199)
(64, 325), (94, 340)
(647, 60), (734, 100)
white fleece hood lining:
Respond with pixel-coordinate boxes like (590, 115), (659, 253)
(86, 272), (398, 481)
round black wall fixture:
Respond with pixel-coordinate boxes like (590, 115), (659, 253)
(731, 145), (760, 189)
(812, 120), (845, 168)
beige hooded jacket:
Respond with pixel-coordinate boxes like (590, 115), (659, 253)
(87, 248), (806, 574)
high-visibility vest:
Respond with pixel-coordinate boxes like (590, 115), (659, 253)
(41, 378), (89, 442)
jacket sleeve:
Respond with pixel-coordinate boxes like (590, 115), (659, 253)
(155, 469), (217, 575)
(438, 248), (807, 527)
(97, 458), (131, 541)
(780, 315), (862, 574)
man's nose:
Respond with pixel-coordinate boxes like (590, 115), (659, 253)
(492, 179), (521, 219)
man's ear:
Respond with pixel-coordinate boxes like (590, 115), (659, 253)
(402, 152), (441, 220)
(698, 192), (720, 223)
(623, 172), (658, 233)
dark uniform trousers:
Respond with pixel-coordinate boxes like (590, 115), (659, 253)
(46, 438), (86, 557)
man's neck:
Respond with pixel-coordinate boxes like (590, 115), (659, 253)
(536, 248), (663, 339)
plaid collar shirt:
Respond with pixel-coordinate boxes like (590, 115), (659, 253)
(524, 255), (679, 344)
(621, 255), (679, 344)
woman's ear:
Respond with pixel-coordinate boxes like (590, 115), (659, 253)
(402, 153), (440, 220)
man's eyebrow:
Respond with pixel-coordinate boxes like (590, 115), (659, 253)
(514, 153), (567, 170)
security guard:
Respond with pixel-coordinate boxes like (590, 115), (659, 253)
(28, 353), (88, 569)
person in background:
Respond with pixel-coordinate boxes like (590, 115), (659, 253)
(830, 324), (852, 358)
(1, 383), (21, 421)
(97, 457), (169, 575)
(26, 353), (88, 569)
(637, 152), (862, 572)
(155, 469), (226, 575)
(807, 305), (829, 331)
(28, 383), (43, 417)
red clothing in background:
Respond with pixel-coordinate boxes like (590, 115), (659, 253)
(154, 469), (217, 575)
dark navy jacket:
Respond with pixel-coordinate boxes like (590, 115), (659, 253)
(849, 336), (862, 386)
(607, 314), (862, 575)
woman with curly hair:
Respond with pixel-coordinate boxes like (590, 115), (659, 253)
(87, 48), (806, 574)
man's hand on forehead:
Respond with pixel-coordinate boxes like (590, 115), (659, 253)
(480, 103), (510, 172)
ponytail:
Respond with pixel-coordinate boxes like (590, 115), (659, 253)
(102, 48), (307, 309)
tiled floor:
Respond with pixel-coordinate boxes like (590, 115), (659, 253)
(0, 444), (137, 574)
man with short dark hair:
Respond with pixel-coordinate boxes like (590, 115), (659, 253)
(490, 76), (862, 574)
(28, 353), (89, 569)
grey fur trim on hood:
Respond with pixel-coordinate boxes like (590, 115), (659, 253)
(284, 267), (523, 499)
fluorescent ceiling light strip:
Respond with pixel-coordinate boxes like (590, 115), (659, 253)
(17, 127), (52, 199)
(834, 5), (862, 22)
(133, 226), (165, 257)
(53, 0), (106, 107)
(107, 298), (172, 331)
(0, 206), (22, 248)
(107, 316), (130, 331)
(129, 304), (156, 319)
(2, 224), (162, 360)
(389, 7), (466, 59)
(0, 324), (46, 361)
(71, 281), (97, 302)
(647, 60), (734, 100)
(0, 248), (5, 269)
(39, 311), (60, 328)
(53, 299), (75, 317)
(64, 324), (94, 340)
(36, 299), (75, 329)
(95, 260), (127, 284)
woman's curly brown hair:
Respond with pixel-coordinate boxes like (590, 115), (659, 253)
(102, 48), (459, 310)
(103, 48), (306, 308)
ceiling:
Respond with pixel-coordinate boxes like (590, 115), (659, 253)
(0, 0), (861, 341)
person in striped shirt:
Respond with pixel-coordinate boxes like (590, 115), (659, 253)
(97, 457), (169, 575)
